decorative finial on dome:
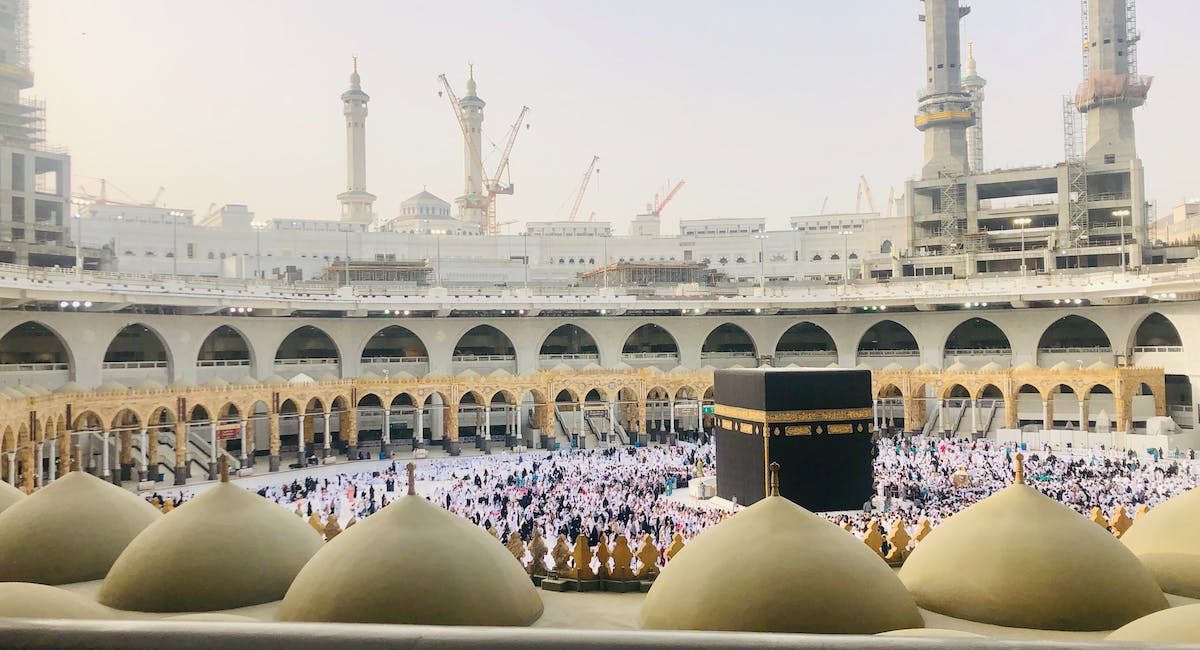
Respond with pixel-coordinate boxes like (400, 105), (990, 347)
(769, 462), (780, 496)
(219, 455), (229, 483)
(352, 55), (358, 74)
(1014, 452), (1025, 484)
(406, 462), (417, 496)
(468, 62), (474, 81)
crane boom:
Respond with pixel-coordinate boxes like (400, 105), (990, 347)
(859, 175), (876, 213)
(488, 106), (529, 195)
(653, 180), (685, 216)
(568, 156), (600, 222)
(437, 74), (487, 186)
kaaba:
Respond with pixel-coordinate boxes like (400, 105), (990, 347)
(713, 367), (874, 511)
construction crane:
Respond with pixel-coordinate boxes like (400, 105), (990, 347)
(819, 196), (829, 215)
(855, 175), (876, 214)
(436, 73), (530, 235)
(146, 186), (165, 207)
(645, 179), (685, 218)
(567, 156), (600, 222)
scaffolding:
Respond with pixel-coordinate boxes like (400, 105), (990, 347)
(1126, 0), (1140, 75)
(1063, 96), (1090, 247)
(937, 174), (965, 253)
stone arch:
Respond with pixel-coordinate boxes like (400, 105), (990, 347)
(217, 402), (241, 420)
(1131, 312), (1182, 349)
(877, 383), (904, 399)
(774, 322), (838, 358)
(197, 324), (254, 367)
(941, 384), (972, 399)
(275, 325), (341, 364)
(0, 320), (74, 372)
(975, 384), (1004, 400)
(453, 325), (516, 358)
(857, 320), (919, 355)
(539, 324), (600, 359)
(104, 322), (172, 369)
(360, 325), (429, 362)
(554, 388), (580, 404)
(622, 323), (679, 357)
(72, 410), (105, 432)
(357, 392), (384, 408)
(1037, 315), (1111, 351)
(111, 408), (141, 431)
(1085, 383), (1114, 397)
(189, 404), (212, 423)
(701, 323), (757, 358)
(943, 317), (1012, 355)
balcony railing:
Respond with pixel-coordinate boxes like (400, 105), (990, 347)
(452, 354), (515, 363)
(539, 354), (600, 361)
(857, 349), (920, 358)
(275, 358), (338, 366)
(197, 359), (251, 367)
(102, 361), (167, 369)
(362, 356), (430, 364)
(1036, 347), (1112, 354)
(944, 348), (1013, 356)
(621, 352), (679, 360)
(700, 351), (756, 359)
(0, 362), (68, 372)
(1132, 346), (1183, 353)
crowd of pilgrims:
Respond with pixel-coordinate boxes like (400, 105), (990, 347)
(147, 435), (1200, 550)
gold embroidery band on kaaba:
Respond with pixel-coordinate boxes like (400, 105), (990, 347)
(713, 405), (873, 424)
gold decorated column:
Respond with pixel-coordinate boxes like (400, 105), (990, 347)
(268, 412), (281, 456)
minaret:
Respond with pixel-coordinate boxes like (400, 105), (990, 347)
(337, 57), (376, 225)
(455, 65), (487, 224)
(1077, 0), (1150, 166)
(962, 43), (987, 174)
(915, 0), (975, 179)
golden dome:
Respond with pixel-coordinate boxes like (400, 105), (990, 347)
(99, 482), (323, 612)
(276, 493), (542, 626)
(899, 483), (1167, 630)
(0, 582), (112, 619)
(1120, 487), (1200, 597)
(0, 472), (160, 584)
(0, 480), (24, 514)
(1106, 604), (1200, 644)
(638, 495), (923, 634)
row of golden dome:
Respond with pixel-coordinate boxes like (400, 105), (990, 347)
(0, 454), (1194, 642)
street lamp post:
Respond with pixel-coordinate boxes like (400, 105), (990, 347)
(1112, 209), (1131, 274)
(839, 230), (853, 287)
(72, 213), (82, 277)
(754, 233), (768, 290)
(1013, 217), (1032, 274)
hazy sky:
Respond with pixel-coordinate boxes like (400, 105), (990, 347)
(30, 1), (1200, 233)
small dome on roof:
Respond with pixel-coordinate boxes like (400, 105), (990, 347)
(913, 363), (937, 373)
(0, 481), (24, 514)
(899, 477), (1167, 630)
(645, 365), (664, 374)
(390, 370), (415, 380)
(233, 376), (259, 386)
(881, 363), (904, 372)
(1106, 604), (1200, 645)
(288, 373), (316, 384)
(262, 374), (288, 384)
(314, 371), (339, 382)
(978, 361), (1003, 372)
(0, 472), (160, 584)
(0, 387), (24, 399)
(0, 582), (111, 619)
(946, 361), (970, 373)
(613, 362), (633, 371)
(100, 482), (322, 612)
(489, 368), (512, 377)
(670, 365), (690, 374)
(824, 362), (840, 368)
(640, 492), (922, 634)
(135, 378), (164, 391)
(1050, 361), (1073, 371)
(54, 381), (85, 394)
(581, 362), (602, 372)
(1120, 486), (1200, 597)
(98, 380), (127, 393)
(1088, 360), (1112, 370)
(27, 385), (49, 396)
(277, 493), (542, 626)
(357, 370), (381, 380)
(1014, 361), (1037, 371)
(16, 385), (39, 397)
(457, 368), (480, 378)
(550, 363), (572, 373)
(204, 376), (229, 387)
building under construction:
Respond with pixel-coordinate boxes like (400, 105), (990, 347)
(577, 262), (724, 288)
(900, 0), (1151, 277)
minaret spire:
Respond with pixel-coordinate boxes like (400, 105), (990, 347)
(915, 0), (975, 179)
(338, 57), (376, 225)
(455, 65), (486, 224)
(962, 41), (987, 174)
